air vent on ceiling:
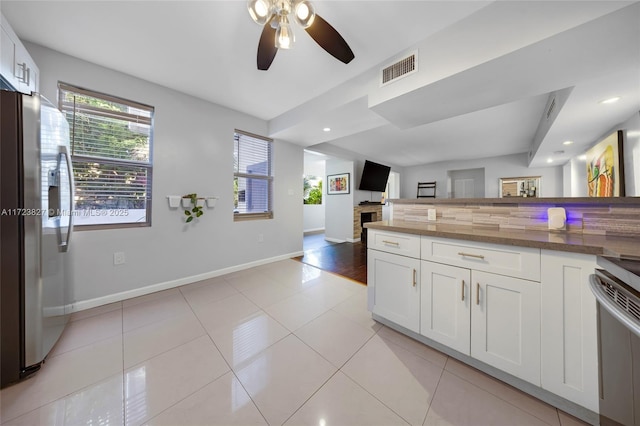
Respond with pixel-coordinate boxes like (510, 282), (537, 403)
(546, 97), (556, 120)
(381, 51), (417, 86)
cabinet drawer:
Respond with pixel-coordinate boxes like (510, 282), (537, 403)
(421, 237), (540, 281)
(368, 230), (420, 258)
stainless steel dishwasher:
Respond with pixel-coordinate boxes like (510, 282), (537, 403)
(590, 256), (640, 426)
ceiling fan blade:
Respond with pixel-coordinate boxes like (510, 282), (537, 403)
(257, 23), (277, 70)
(305, 14), (354, 64)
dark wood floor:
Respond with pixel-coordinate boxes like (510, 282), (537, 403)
(294, 239), (368, 284)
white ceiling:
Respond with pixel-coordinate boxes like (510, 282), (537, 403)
(3, 1), (639, 169)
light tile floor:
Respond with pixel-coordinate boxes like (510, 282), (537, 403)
(0, 259), (589, 426)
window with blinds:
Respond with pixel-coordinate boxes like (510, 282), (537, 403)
(234, 130), (273, 220)
(58, 83), (153, 228)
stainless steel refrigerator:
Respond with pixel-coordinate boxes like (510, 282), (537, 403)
(1, 89), (74, 388)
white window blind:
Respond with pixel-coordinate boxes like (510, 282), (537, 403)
(234, 130), (273, 220)
(58, 83), (153, 228)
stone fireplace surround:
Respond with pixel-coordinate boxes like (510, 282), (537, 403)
(353, 205), (383, 242)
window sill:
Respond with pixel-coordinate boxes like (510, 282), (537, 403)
(234, 212), (273, 221)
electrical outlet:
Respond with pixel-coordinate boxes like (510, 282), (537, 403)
(258, 233), (264, 243)
(427, 209), (437, 221)
(114, 251), (125, 265)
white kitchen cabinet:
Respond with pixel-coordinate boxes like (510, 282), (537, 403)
(471, 270), (541, 386)
(14, 45), (38, 94)
(422, 236), (541, 281)
(420, 261), (471, 355)
(420, 258), (541, 385)
(368, 229), (421, 258)
(540, 250), (598, 412)
(369, 228), (600, 420)
(1, 13), (39, 94)
(1, 26), (15, 87)
(368, 248), (420, 333)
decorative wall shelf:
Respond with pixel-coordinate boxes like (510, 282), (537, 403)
(167, 195), (219, 209)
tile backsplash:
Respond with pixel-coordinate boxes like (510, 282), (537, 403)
(391, 200), (640, 236)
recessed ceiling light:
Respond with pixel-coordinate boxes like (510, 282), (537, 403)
(553, 150), (565, 155)
(578, 154), (587, 161)
(563, 140), (573, 145)
(599, 96), (621, 104)
(547, 158), (553, 163)
(323, 127), (331, 132)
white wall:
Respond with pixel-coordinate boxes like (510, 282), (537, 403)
(622, 111), (640, 196)
(402, 152), (563, 199)
(447, 168), (485, 198)
(28, 43), (304, 307)
(563, 157), (588, 197)
(307, 142), (403, 205)
(324, 158), (354, 242)
(303, 205), (325, 233)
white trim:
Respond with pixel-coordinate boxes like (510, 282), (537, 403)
(303, 227), (325, 234)
(347, 238), (360, 243)
(68, 251), (304, 313)
(324, 237), (345, 243)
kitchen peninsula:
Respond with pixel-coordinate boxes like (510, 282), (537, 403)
(365, 197), (640, 425)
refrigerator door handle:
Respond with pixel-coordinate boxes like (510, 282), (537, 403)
(59, 145), (75, 252)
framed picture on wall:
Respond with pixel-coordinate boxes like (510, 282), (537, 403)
(327, 173), (350, 195)
(585, 130), (625, 197)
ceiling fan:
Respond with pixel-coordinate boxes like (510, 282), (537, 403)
(247, 0), (355, 70)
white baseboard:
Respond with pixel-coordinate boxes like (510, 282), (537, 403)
(325, 237), (360, 243)
(324, 237), (345, 243)
(69, 251), (304, 313)
(303, 227), (325, 235)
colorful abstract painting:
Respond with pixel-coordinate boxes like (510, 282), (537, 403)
(327, 173), (350, 195)
(586, 131), (624, 197)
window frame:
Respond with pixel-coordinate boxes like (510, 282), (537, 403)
(234, 129), (273, 221)
(58, 82), (154, 230)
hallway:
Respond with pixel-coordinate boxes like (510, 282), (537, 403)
(296, 233), (368, 284)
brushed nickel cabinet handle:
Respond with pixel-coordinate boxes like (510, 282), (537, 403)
(383, 240), (400, 246)
(458, 251), (485, 260)
(412, 269), (417, 287)
(476, 283), (480, 305)
(461, 279), (465, 301)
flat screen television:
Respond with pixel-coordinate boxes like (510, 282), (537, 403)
(359, 160), (391, 192)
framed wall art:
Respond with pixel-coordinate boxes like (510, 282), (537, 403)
(327, 173), (350, 195)
(586, 130), (625, 197)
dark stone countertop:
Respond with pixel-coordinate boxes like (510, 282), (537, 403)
(364, 220), (640, 258)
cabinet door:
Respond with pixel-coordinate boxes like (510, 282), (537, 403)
(471, 270), (541, 386)
(1, 26), (16, 88)
(420, 261), (471, 355)
(368, 249), (420, 333)
(540, 251), (598, 412)
(14, 46), (38, 94)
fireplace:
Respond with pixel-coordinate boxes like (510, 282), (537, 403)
(361, 212), (374, 244)
(353, 205), (382, 246)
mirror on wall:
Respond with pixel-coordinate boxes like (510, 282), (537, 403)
(499, 176), (541, 198)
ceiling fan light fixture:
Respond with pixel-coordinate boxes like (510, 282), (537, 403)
(251, 0), (354, 70)
(275, 15), (295, 49)
(294, 0), (315, 28)
(248, 0), (273, 25)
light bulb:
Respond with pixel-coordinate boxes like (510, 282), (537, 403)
(276, 16), (294, 49)
(294, 0), (315, 28)
(248, 0), (272, 25)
